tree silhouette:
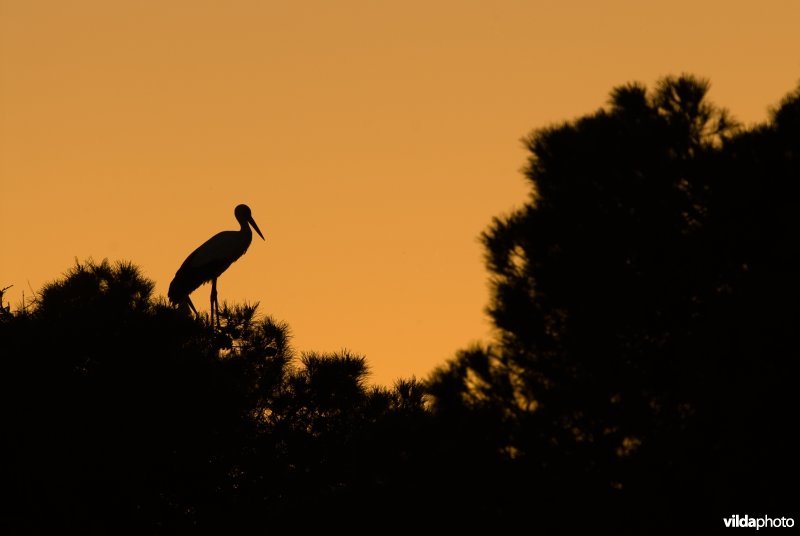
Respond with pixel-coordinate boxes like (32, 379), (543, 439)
(1, 260), (434, 533)
(428, 75), (799, 529)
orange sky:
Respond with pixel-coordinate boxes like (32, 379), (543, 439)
(1, 1), (798, 385)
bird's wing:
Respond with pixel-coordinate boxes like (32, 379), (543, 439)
(169, 231), (241, 302)
(182, 231), (243, 269)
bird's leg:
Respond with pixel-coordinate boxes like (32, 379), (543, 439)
(210, 278), (219, 329)
(214, 280), (221, 329)
(186, 296), (199, 317)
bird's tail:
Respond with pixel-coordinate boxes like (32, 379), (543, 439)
(175, 299), (193, 315)
(168, 277), (187, 305)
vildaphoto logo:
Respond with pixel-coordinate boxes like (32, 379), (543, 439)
(723, 515), (795, 529)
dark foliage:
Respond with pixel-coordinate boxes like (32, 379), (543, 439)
(1, 261), (436, 533)
(2, 75), (798, 533)
(428, 75), (800, 530)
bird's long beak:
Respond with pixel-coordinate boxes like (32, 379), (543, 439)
(250, 217), (265, 241)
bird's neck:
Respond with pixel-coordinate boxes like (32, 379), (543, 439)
(239, 221), (251, 236)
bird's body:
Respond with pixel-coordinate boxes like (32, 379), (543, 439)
(168, 229), (252, 301)
(169, 204), (265, 326)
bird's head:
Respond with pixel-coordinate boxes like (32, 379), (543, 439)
(235, 204), (265, 241)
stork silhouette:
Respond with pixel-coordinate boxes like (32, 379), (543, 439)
(168, 204), (265, 327)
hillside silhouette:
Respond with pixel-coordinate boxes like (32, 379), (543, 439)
(2, 75), (798, 533)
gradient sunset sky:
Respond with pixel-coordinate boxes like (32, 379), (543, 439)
(2, 0), (798, 385)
